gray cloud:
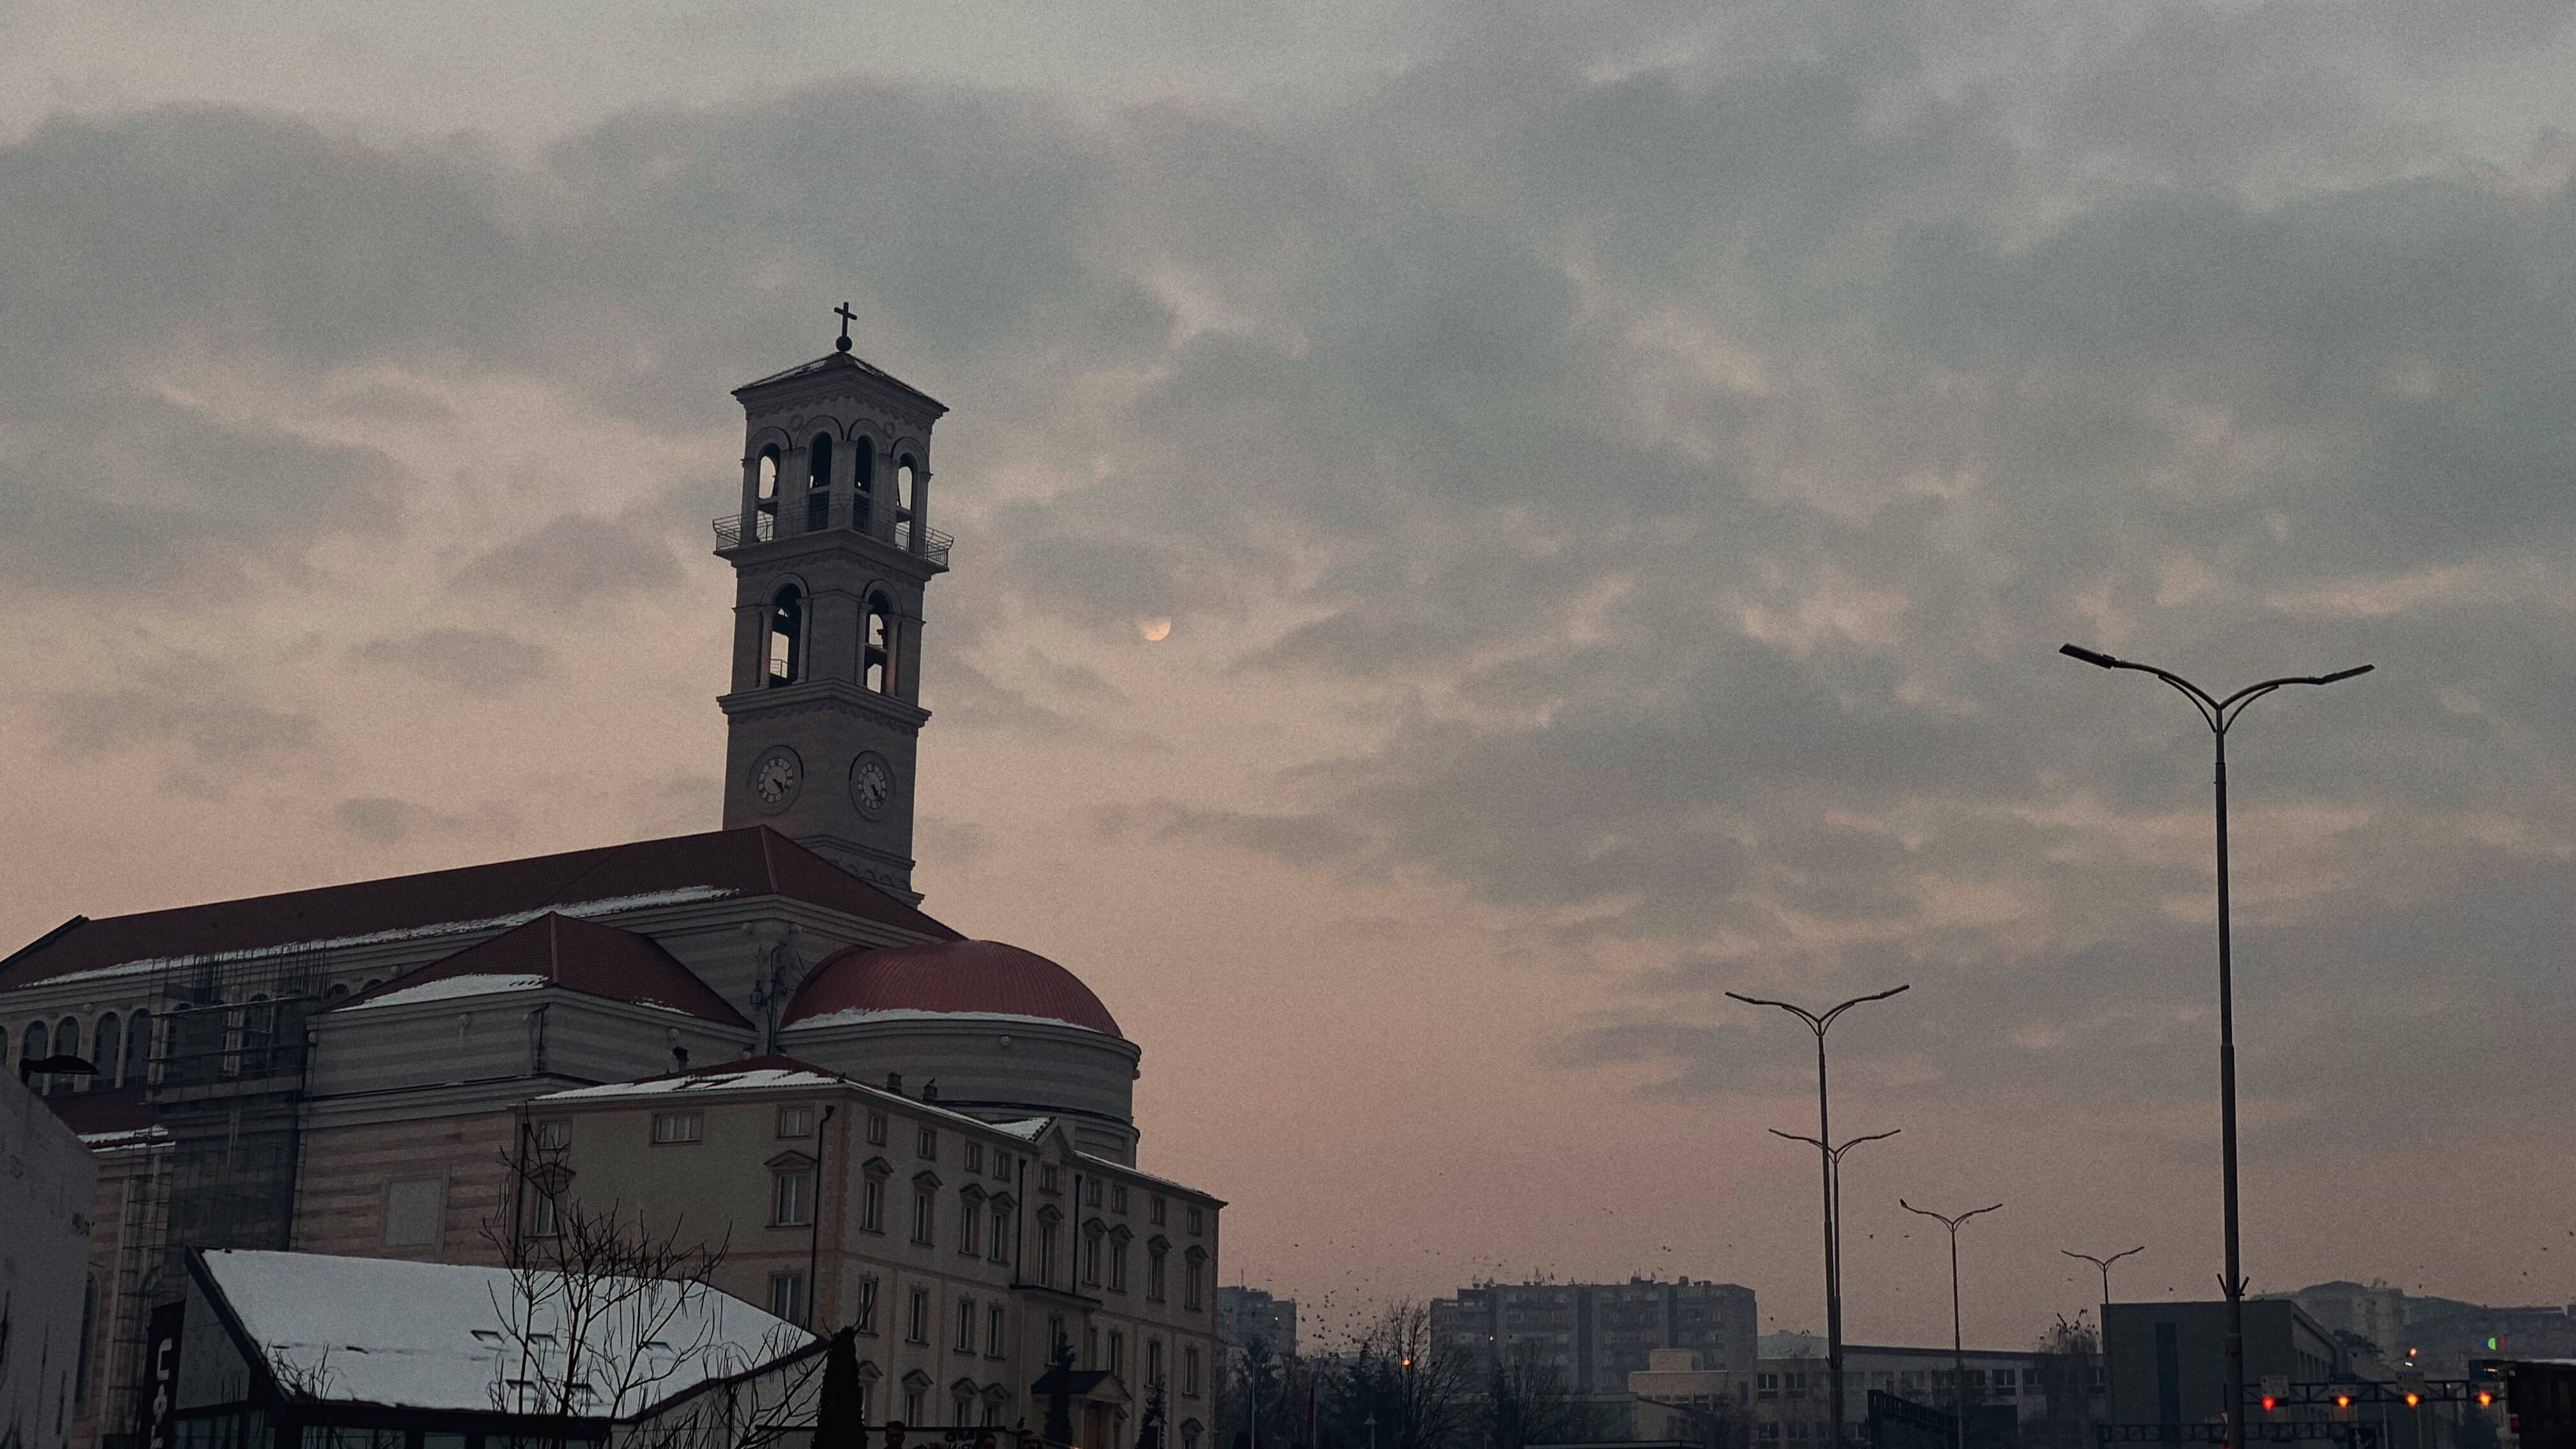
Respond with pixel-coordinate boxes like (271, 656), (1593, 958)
(357, 628), (558, 696)
(49, 683), (315, 767)
(452, 516), (684, 611)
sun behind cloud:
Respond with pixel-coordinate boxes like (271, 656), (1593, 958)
(1138, 616), (1173, 642)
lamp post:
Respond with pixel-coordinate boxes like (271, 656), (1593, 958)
(1771, 1128), (1901, 1448)
(2058, 644), (2372, 1449)
(1729, 986), (1911, 1449)
(2060, 1246), (2144, 1415)
(1899, 1200), (2002, 1449)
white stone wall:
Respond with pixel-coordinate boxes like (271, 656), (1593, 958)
(2, 1071), (99, 1449)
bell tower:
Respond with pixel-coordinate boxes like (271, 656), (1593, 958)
(717, 310), (951, 901)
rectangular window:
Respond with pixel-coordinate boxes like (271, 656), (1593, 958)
(534, 1120), (569, 1150)
(958, 1297), (979, 1353)
(861, 1177), (885, 1233)
(777, 1105), (814, 1137)
(1148, 1338), (1164, 1388)
(773, 1169), (814, 1227)
(960, 1198), (982, 1256)
(987, 1304), (1006, 1356)
(1184, 1346), (1202, 1397)
(993, 1151), (1012, 1181)
(1759, 1427), (1781, 1444)
(906, 1388), (926, 1424)
(1111, 1185), (1129, 1215)
(908, 1289), (930, 1344)
(1040, 1164), (1060, 1194)
(1184, 1254), (1205, 1310)
(964, 1141), (983, 1173)
(1109, 1331), (1125, 1382)
(912, 1188), (936, 1245)
(1110, 1237), (1129, 1292)
(385, 1178), (443, 1248)
(991, 1205), (1012, 1262)
(651, 1112), (702, 1145)
(1148, 1248), (1167, 1302)
(769, 1272), (806, 1323)
(918, 1126), (938, 1160)
(1083, 1231), (1102, 1285)
(1185, 1205), (1203, 1236)
(1150, 1195), (1167, 1225)
(856, 1278), (879, 1333)
(1039, 1222), (1060, 1287)
(867, 1112), (888, 1146)
(1085, 1177), (1102, 1208)
(530, 1186), (561, 1238)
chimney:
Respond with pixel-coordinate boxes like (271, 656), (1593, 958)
(885, 1071), (903, 1096)
(922, 1078), (939, 1103)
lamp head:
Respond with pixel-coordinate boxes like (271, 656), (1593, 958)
(2318, 664), (2374, 684)
(2060, 644), (2120, 669)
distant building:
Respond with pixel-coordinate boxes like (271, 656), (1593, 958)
(1631, 1343), (2068, 1443)
(1434, 1278), (1759, 1392)
(1219, 1285), (1299, 1359)
(2, 1068), (96, 1449)
(1759, 1333), (1826, 1360)
(2263, 1281), (2576, 1377)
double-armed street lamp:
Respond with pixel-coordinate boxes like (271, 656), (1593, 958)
(1730, 985), (1911, 1448)
(1898, 1199), (2003, 1449)
(2061, 1246), (2145, 1409)
(2056, 645), (2371, 1449)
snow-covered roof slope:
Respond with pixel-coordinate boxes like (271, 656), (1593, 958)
(537, 1066), (846, 1101)
(197, 1249), (814, 1416)
(341, 973), (550, 1009)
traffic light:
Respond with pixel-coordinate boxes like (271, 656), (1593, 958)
(2476, 1392), (2495, 1407)
(2336, 1395), (2352, 1409)
(2260, 1397), (2278, 1413)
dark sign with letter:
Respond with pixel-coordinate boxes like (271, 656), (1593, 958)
(143, 1300), (185, 1449)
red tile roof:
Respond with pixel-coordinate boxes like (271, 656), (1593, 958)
(42, 1084), (159, 1139)
(334, 913), (752, 1027)
(0, 827), (956, 993)
(782, 939), (1122, 1038)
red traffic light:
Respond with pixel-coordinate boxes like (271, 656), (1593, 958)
(2260, 1398), (2278, 1413)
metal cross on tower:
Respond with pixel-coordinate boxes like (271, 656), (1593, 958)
(833, 300), (858, 352)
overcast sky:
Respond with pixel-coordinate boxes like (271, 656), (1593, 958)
(2, 0), (2570, 1351)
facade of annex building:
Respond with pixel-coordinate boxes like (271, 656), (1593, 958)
(0, 333), (1226, 1449)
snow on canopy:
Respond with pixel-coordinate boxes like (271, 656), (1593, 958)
(198, 1249), (814, 1415)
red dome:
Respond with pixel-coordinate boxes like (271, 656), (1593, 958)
(782, 940), (1122, 1038)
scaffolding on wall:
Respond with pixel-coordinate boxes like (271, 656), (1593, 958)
(92, 949), (328, 1449)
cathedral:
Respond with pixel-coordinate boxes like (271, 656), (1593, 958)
(0, 328), (1224, 1449)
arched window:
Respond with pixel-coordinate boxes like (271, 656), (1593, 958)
(865, 592), (894, 694)
(852, 436), (876, 532)
(126, 1009), (152, 1086)
(327, 983), (350, 1003)
(767, 585), (805, 687)
(757, 447), (782, 515)
(93, 1013), (121, 1090)
(896, 456), (918, 519)
(806, 434), (835, 532)
(20, 1020), (47, 1075)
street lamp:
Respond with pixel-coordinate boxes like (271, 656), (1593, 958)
(1729, 985), (1911, 1448)
(1771, 1127), (1900, 1448)
(2057, 643), (2372, 1449)
(1899, 1199), (2003, 1449)
(2061, 1246), (2145, 1414)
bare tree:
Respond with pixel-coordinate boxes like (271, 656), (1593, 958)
(1342, 1304), (1471, 1449)
(1484, 1344), (1591, 1449)
(482, 1151), (757, 1445)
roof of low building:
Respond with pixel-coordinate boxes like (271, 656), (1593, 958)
(0, 827), (955, 993)
(334, 913), (751, 1027)
(192, 1248), (815, 1416)
(780, 939), (1122, 1038)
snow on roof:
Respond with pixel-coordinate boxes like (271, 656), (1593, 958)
(536, 1066), (848, 1101)
(782, 1006), (1111, 1034)
(20, 887), (739, 990)
(197, 1249), (812, 1416)
(341, 973), (551, 1010)
(79, 1125), (172, 1150)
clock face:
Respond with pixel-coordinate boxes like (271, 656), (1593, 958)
(849, 751), (895, 820)
(748, 746), (802, 813)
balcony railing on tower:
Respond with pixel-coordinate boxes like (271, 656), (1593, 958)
(713, 510), (953, 569)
